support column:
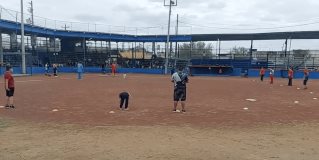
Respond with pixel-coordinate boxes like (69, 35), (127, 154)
(83, 38), (86, 66)
(284, 38), (288, 68)
(134, 42), (137, 67)
(218, 39), (221, 60)
(131, 43), (134, 67)
(46, 37), (49, 54)
(250, 40), (253, 68)
(152, 42), (155, 55)
(116, 42), (119, 59)
(10, 32), (17, 51)
(189, 42), (193, 59)
(0, 33), (3, 65)
(142, 42), (145, 60)
(108, 40), (111, 61)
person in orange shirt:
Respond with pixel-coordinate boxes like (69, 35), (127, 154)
(303, 68), (309, 89)
(259, 67), (265, 82)
(111, 63), (117, 77)
(288, 67), (294, 86)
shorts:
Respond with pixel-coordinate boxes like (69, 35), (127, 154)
(6, 88), (15, 97)
(304, 76), (309, 85)
(174, 87), (186, 101)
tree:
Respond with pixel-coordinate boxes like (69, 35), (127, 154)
(230, 46), (249, 55)
(293, 50), (310, 58)
(178, 42), (213, 59)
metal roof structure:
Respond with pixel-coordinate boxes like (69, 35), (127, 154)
(2, 19), (319, 42)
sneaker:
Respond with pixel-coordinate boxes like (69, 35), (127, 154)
(172, 109), (177, 112)
(10, 106), (15, 109)
(5, 105), (10, 109)
(182, 109), (186, 113)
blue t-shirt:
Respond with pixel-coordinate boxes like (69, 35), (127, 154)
(77, 63), (83, 73)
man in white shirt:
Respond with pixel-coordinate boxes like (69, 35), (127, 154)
(171, 67), (189, 113)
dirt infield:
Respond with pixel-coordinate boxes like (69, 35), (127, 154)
(1, 74), (319, 160)
(0, 73), (319, 127)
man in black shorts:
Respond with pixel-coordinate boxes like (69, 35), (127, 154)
(119, 92), (130, 110)
(171, 67), (189, 113)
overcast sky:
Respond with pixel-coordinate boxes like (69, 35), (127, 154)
(2, 0), (319, 50)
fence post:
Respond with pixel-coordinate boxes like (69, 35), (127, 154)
(0, 7), (2, 19)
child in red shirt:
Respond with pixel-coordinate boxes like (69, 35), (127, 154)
(4, 65), (15, 109)
(260, 67), (265, 82)
(288, 67), (294, 86)
(111, 63), (117, 77)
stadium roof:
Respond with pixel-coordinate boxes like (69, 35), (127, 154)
(2, 19), (319, 42)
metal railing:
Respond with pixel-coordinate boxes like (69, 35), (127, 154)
(0, 6), (192, 35)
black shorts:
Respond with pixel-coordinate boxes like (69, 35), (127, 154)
(174, 87), (186, 101)
(119, 92), (129, 99)
(6, 88), (15, 97)
(304, 77), (309, 85)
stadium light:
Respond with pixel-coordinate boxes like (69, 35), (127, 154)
(21, 0), (26, 74)
(164, 0), (177, 74)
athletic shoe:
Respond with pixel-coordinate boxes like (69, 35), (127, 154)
(5, 105), (10, 109)
(182, 110), (186, 113)
(172, 109), (177, 112)
(10, 106), (15, 109)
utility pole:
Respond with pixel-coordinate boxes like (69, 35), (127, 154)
(164, 0), (177, 74)
(28, 0), (37, 66)
(21, 0), (26, 74)
(284, 38), (288, 69)
(62, 24), (70, 31)
(28, 1), (34, 26)
(174, 14), (178, 67)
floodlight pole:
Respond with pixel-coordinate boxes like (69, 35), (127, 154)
(21, 0), (26, 74)
(164, 0), (176, 74)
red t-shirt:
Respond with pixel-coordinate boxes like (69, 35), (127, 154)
(288, 69), (294, 78)
(260, 69), (265, 75)
(4, 71), (14, 88)
(111, 64), (116, 71)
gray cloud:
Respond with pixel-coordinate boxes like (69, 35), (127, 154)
(2, 0), (319, 49)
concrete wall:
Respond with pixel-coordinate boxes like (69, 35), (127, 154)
(2, 67), (319, 79)
(0, 67), (164, 75)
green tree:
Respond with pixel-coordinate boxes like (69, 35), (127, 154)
(178, 42), (213, 59)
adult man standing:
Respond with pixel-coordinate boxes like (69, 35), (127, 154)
(77, 62), (84, 80)
(171, 67), (189, 113)
(4, 65), (15, 109)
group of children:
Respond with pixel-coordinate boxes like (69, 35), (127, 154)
(259, 67), (310, 89)
(45, 63), (58, 77)
(76, 62), (117, 80)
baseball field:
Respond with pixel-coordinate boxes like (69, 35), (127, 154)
(0, 74), (319, 160)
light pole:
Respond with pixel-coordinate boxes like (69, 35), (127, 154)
(21, 0), (26, 74)
(164, 0), (177, 74)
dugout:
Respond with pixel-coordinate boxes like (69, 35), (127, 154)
(189, 65), (233, 76)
